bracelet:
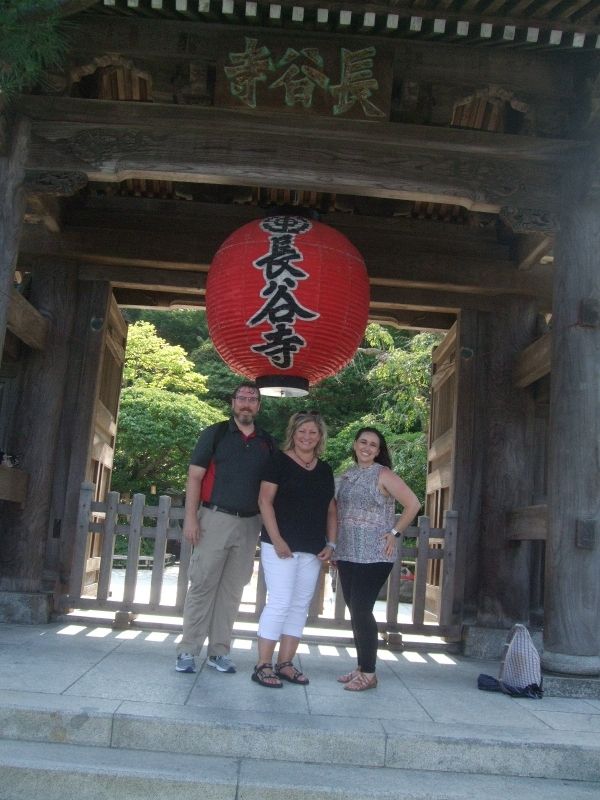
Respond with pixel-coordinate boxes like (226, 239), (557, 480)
(326, 541), (337, 550)
(391, 528), (401, 539)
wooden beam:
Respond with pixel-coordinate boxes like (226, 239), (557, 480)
(370, 285), (520, 313)
(113, 289), (200, 309)
(428, 428), (454, 461)
(25, 195), (62, 233)
(64, 195), (512, 262)
(515, 232), (554, 271)
(71, 15), (597, 72)
(506, 504), (548, 541)
(427, 465), (452, 493)
(19, 208), (553, 307)
(110, 285), (461, 328)
(78, 264), (205, 294)
(7, 288), (49, 350)
(369, 310), (455, 332)
(17, 96), (581, 214)
(513, 331), (551, 387)
(1, 119), (30, 360)
(101, 275), (526, 314)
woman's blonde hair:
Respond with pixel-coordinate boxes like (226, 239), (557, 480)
(283, 412), (328, 458)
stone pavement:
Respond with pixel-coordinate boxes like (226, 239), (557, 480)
(1, 620), (600, 799)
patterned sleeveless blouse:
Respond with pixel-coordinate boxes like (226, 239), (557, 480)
(336, 464), (396, 564)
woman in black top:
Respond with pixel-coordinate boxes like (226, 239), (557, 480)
(253, 412), (337, 688)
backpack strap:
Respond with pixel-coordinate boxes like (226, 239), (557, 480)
(210, 420), (230, 456)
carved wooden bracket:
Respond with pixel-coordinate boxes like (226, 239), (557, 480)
(24, 171), (88, 196)
(499, 206), (559, 234)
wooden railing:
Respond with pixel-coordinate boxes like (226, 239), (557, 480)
(63, 482), (462, 641)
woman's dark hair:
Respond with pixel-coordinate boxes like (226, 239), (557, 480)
(352, 427), (392, 469)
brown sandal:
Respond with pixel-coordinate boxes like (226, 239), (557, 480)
(251, 663), (283, 688)
(337, 669), (360, 684)
(344, 672), (378, 692)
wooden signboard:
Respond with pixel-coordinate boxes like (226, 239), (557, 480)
(216, 34), (392, 121)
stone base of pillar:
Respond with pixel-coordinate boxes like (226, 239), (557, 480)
(0, 591), (52, 624)
(542, 650), (600, 677)
(462, 624), (543, 660)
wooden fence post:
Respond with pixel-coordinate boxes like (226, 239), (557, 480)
(150, 494), (171, 609)
(123, 493), (145, 606)
(412, 516), (430, 625)
(67, 481), (95, 601)
(97, 491), (119, 602)
(440, 509), (458, 627)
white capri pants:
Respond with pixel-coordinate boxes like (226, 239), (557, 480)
(258, 542), (322, 641)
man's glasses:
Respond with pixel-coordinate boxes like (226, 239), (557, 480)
(235, 394), (260, 403)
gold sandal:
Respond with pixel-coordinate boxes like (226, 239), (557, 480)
(344, 672), (377, 692)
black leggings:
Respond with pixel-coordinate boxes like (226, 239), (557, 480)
(337, 560), (393, 674)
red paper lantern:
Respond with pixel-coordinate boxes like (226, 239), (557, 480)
(206, 215), (370, 396)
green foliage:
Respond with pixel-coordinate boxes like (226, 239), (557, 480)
(124, 309), (206, 355)
(112, 386), (224, 496)
(123, 321), (208, 395)
(0, 1), (70, 100)
(111, 321), (224, 496)
(365, 326), (442, 433)
(190, 337), (242, 413)
(258, 352), (379, 444)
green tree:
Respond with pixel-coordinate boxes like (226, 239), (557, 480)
(124, 309), (205, 356)
(364, 324), (441, 433)
(112, 321), (224, 496)
(123, 320), (208, 395)
(112, 386), (224, 497)
(257, 352), (379, 445)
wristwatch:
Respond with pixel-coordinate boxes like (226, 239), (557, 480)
(391, 528), (401, 538)
(326, 541), (337, 550)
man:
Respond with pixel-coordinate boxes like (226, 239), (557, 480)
(176, 382), (275, 674)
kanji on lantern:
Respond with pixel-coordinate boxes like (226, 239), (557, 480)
(206, 215), (370, 396)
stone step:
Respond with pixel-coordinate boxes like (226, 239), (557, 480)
(1, 692), (600, 784)
(1, 739), (599, 800)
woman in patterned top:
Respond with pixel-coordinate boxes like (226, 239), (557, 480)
(334, 427), (420, 692)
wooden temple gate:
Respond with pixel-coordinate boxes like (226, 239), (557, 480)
(1, 0), (599, 674)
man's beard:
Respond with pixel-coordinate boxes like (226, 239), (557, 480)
(234, 409), (255, 425)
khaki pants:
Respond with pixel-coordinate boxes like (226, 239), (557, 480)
(178, 507), (260, 657)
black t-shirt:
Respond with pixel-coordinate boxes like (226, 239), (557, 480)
(190, 419), (275, 515)
(260, 450), (335, 555)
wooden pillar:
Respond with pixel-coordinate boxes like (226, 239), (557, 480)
(450, 310), (486, 622)
(0, 261), (78, 616)
(542, 157), (600, 676)
(0, 118), (29, 357)
(48, 280), (112, 601)
(476, 298), (537, 627)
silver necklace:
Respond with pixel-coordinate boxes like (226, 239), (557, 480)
(293, 449), (315, 468)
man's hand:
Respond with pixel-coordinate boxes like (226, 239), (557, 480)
(183, 520), (201, 547)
